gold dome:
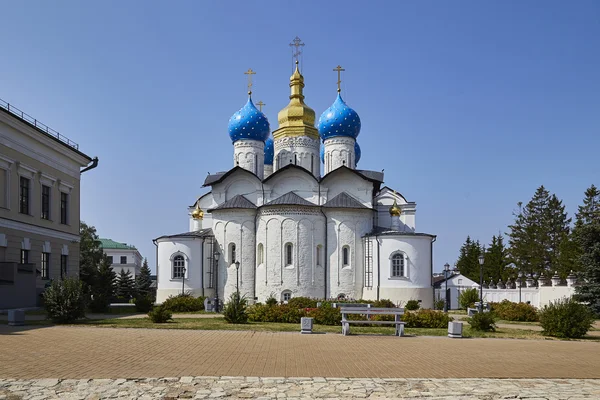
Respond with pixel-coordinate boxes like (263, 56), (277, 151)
(191, 203), (204, 220)
(272, 61), (319, 140)
(389, 199), (401, 217)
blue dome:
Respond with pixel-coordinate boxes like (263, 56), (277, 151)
(318, 93), (361, 141)
(320, 143), (325, 163)
(354, 142), (361, 166)
(228, 97), (270, 143)
(264, 137), (274, 165)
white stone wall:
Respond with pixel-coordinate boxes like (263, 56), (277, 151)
(255, 207), (326, 302)
(264, 164), (273, 178)
(482, 286), (575, 308)
(322, 169), (372, 207)
(233, 140), (265, 179)
(264, 168), (319, 205)
(374, 188), (415, 231)
(274, 136), (320, 178)
(104, 249), (142, 278)
(323, 137), (355, 174)
(155, 237), (204, 303)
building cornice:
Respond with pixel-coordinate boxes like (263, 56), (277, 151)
(0, 217), (80, 242)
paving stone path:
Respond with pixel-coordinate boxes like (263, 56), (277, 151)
(1, 376), (599, 399)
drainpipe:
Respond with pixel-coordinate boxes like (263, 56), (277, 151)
(431, 236), (436, 308)
(319, 182), (328, 300)
(80, 157), (99, 174)
(376, 235), (381, 301)
(201, 237), (206, 297)
(152, 239), (158, 303)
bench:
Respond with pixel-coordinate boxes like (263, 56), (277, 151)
(340, 307), (405, 336)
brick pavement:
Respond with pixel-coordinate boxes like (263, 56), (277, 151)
(1, 325), (599, 380)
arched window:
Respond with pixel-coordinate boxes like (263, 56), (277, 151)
(282, 290), (292, 302)
(285, 242), (293, 266)
(342, 246), (350, 267)
(229, 243), (236, 264)
(172, 255), (185, 279)
(257, 243), (264, 265)
(391, 253), (405, 277)
(316, 245), (323, 267)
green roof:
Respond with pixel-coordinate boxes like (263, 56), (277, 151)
(99, 238), (137, 250)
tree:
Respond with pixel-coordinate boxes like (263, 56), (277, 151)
(116, 269), (136, 300)
(456, 236), (483, 282)
(545, 194), (572, 275)
(483, 234), (509, 282)
(79, 221), (104, 290)
(89, 255), (116, 312)
(136, 258), (153, 299)
(573, 185), (600, 315)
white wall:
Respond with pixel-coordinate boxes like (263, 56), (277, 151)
(233, 140), (264, 179)
(105, 248), (142, 277)
(375, 188), (416, 231)
(156, 237), (204, 303)
(323, 137), (355, 174)
(482, 286), (575, 308)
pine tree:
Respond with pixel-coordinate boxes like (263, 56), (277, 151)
(456, 236), (483, 282)
(545, 194), (572, 275)
(573, 185), (600, 315)
(116, 269), (136, 300)
(484, 235), (508, 282)
(136, 258), (153, 299)
(79, 221), (104, 291)
(89, 255), (116, 312)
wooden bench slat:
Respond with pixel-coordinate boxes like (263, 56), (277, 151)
(342, 320), (405, 325)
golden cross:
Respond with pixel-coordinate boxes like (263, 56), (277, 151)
(244, 68), (256, 95)
(257, 101), (265, 112)
(333, 65), (345, 93)
(289, 36), (305, 64)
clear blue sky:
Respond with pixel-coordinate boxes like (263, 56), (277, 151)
(2, 1), (599, 273)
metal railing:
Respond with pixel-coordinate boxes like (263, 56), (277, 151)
(0, 98), (79, 150)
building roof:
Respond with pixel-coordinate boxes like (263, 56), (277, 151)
(323, 192), (370, 209)
(202, 166), (261, 187)
(262, 163), (319, 184)
(99, 238), (137, 250)
(263, 191), (316, 207)
(154, 228), (214, 242)
(364, 226), (437, 238)
(356, 169), (384, 183)
(209, 195), (256, 211)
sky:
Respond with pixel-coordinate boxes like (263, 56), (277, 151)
(1, 1), (599, 273)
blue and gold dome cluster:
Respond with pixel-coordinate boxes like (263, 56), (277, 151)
(318, 93), (361, 141)
(264, 137), (274, 165)
(228, 97), (270, 143)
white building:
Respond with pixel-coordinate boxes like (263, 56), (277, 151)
(433, 272), (479, 310)
(99, 238), (142, 278)
(154, 60), (436, 307)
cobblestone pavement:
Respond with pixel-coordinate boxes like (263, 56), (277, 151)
(1, 376), (599, 399)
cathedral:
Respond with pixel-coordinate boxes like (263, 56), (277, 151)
(154, 55), (436, 308)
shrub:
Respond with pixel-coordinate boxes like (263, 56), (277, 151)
(373, 299), (396, 308)
(539, 298), (595, 339)
(247, 303), (306, 323)
(148, 305), (172, 323)
(88, 294), (111, 313)
(434, 299), (445, 310)
(134, 296), (155, 313)
(459, 288), (480, 310)
(43, 278), (87, 323)
(468, 312), (497, 332)
(307, 302), (341, 325)
(265, 295), (278, 306)
(161, 294), (205, 312)
(402, 309), (452, 328)
(405, 300), (420, 311)
(287, 297), (318, 309)
(223, 293), (248, 324)
(490, 300), (538, 322)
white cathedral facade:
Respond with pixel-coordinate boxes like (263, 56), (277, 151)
(154, 61), (436, 308)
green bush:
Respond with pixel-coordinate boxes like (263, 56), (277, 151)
(467, 312), (497, 331)
(490, 300), (538, 322)
(148, 305), (172, 323)
(402, 309), (452, 328)
(434, 299), (445, 310)
(134, 296), (155, 313)
(43, 278), (87, 323)
(287, 296), (318, 309)
(539, 298), (595, 338)
(223, 293), (248, 324)
(459, 288), (480, 310)
(265, 295), (278, 306)
(307, 302), (341, 325)
(405, 300), (420, 311)
(161, 294), (205, 312)
(373, 299), (396, 308)
(247, 303), (306, 323)
(88, 294), (111, 313)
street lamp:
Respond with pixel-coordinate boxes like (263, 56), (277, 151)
(181, 266), (186, 296)
(214, 251), (220, 312)
(443, 263), (450, 312)
(478, 254), (485, 312)
(517, 271), (523, 303)
(235, 260), (240, 296)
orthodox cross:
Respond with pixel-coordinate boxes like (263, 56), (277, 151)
(289, 36), (305, 64)
(333, 65), (345, 93)
(244, 68), (256, 95)
(257, 101), (265, 112)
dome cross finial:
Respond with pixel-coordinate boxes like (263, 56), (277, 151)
(333, 65), (345, 93)
(257, 100), (265, 112)
(244, 68), (256, 96)
(289, 36), (305, 70)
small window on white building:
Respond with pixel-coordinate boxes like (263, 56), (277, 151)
(285, 242), (293, 266)
(229, 243), (236, 264)
(316, 245), (322, 267)
(257, 243), (264, 265)
(172, 255), (185, 279)
(458, 279), (463, 285)
(342, 246), (350, 267)
(282, 290), (292, 302)
(391, 252), (405, 278)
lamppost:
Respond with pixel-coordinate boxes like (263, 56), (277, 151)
(516, 271), (523, 303)
(478, 254), (485, 312)
(214, 251), (220, 312)
(235, 260), (240, 296)
(181, 266), (186, 295)
(443, 263), (450, 312)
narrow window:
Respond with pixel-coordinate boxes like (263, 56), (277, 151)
(311, 154), (314, 174)
(20, 249), (29, 264)
(229, 243), (236, 263)
(294, 154), (297, 165)
(60, 192), (68, 224)
(173, 255), (185, 279)
(107, 256), (113, 264)
(19, 177), (30, 214)
(41, 252), (50, 279)
(120, 256), (127, 264)
(285, 243), (293, 265)
(342, 246), (350, 266)
(316, 245), (322, 267)
(61, 254), (68, 278)
(391, 253), (404, 277)
(257, 243), (264, 265)
(41, 185), (51, 220)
